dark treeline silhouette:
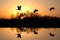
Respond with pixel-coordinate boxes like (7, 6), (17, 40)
(0, 15), (60, 27)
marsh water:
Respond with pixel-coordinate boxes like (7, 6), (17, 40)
(0, 28), (60, 40)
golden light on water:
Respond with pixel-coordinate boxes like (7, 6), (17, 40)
(0, 28), (60, 40)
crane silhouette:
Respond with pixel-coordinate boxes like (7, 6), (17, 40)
(17, 34), (21, 38)
(49, 33), (55, 37)
(34, 9), (38, 13)
(50, 7), (55, 11)
(33, 31), (38, 34)
(17, 6), (21, 10)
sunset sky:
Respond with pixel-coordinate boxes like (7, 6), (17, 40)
(0, 0), (60, 18)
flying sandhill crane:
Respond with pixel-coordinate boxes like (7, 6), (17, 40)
(34, 9), (38, 13)
(50, 7), (55, 11)
(17, 5), (21, 10)
(33, 31), (38, 34)
(49, 33), (55, 37)
(17, 34), (21, 38)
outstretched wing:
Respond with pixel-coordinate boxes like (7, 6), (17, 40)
(34, 9), (38, 13)
(17, 5), (21, 10)
(50, 7), (55, 11)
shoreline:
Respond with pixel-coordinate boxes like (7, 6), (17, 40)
(0, 16), (60, 28)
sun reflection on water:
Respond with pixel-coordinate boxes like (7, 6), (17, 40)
(0, 28), (60, 40)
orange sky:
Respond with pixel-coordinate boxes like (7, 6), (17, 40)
(0, 0), (60, 18)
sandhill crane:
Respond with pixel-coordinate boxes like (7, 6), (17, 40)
(17, 34), (21, 38)
(50, 7), (55, 11)
(33, 31), (38, 34)
(34, 9), (38, 13)
(17, 5), (21, 10)
(49, 33), (55, 37)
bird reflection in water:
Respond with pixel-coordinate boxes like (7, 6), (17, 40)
(33, 31), (38, 34)
(11, 28), (39, 38)
(17, 33), (21, 38)
(49, 33), (55, 37)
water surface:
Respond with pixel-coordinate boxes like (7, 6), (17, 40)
(0, 28), (60, 40)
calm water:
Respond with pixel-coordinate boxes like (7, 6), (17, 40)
(0, 28), (60, 40)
